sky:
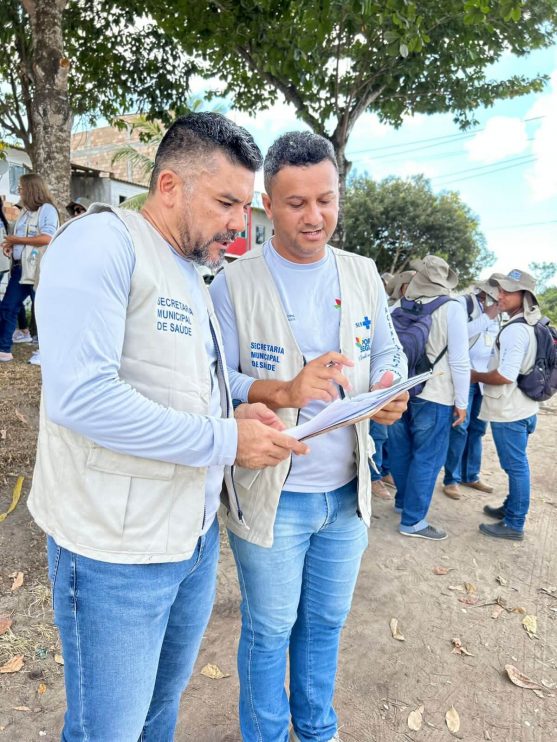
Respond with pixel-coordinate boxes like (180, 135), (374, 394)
(218, 45), (557, 287)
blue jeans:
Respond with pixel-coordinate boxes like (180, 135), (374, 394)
(228, 479), (367, 742)
(444, 383), (487, 485)
(48, 518), (219, 742)
(491, 416), (537, 531)
(388, 398), (453, 532)
(369, 421), (390, 481)
(0, 264), (35, 352)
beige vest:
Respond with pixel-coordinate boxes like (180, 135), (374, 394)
(28, 205), (239, 564)
(479, 314), (539, 423)
(223, 245), (380, 547)
(418, 298), (463, 407)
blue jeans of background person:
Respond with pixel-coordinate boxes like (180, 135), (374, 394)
(48, 518), (219, 742)
(0, 264), (34, 352)
(228, 480), (367, 742)
(444, 383), (487, 485)
(388, 398), (454, 532)
(369, 420), (390, 481)
(491, 416), (537, 531)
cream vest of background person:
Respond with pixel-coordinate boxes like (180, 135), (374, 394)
(479, 313), (539, 423)
(28, 204), (239, 564)
(222, 245), (381, 547)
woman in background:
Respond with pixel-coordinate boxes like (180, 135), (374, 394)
(0, 174), (58, 363)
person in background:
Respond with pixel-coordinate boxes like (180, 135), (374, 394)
(0, 199), (9, 284)
(388, 256), (470, 540)
(474, 270), (540, 540)
(0, 174), (59, 363)
(66, 196), (92, 218)
(211, 131), (407, 742)
(443, 281), (500, 499)
(370, 269), (417, 499)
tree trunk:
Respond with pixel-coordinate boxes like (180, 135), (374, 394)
(329, 138), (351, 249)
(22, 0), (70, 215)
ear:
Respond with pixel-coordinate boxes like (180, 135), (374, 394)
(156, 170), (182, 204)
(262, 192), (273, 220)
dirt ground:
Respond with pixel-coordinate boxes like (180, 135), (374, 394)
(1, 342), (556, 742)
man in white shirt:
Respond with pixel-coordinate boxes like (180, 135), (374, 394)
(473, 269), (540, 540)
(29, 113), (307, 741)
(443, 281), (500, 499)
(211, 131), (408, 742)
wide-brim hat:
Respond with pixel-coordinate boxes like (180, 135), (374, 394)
(380, 272), (394, 288)
(66, 196), (92, 214)
(406, 255), (458, 299)
(387, 270), (416, 301)
(473, 279), (499, 301)
(488, 269), (537, 301)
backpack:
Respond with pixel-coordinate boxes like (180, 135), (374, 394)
(391, 296), (453, 396)
(465, 293), (475, 321)
(497, 317), (557, 402)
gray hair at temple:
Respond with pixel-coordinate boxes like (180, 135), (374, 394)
(150, 112), (263, 193)
(264, 131), (338, 193)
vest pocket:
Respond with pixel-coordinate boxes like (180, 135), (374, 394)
(86, 447), (176, 480)
(233, 466), (263, 491)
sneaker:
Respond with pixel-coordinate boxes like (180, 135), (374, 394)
(382, 473), (396, 488)
(372, 480), (391, 499)
(12, 329), (32, 343)
(483, 504), (505, 520)
(443, 484), (461, 500)
(463, 480), (493, 493)
(28, 350), (41, 366)
(291, 732), (342, 742)
(0, 351), (14, 362)
(401, 525), (448, 540)
(479, 522), (524, 541)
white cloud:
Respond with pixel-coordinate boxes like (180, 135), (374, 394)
(481, 224), (557, 287)
(465, 116), (529, 163)
(525, 70), (557, 201)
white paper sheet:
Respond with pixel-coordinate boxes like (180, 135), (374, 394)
(286, 371), (432, 441)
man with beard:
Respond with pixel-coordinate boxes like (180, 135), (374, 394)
(28, 113), (307, 741)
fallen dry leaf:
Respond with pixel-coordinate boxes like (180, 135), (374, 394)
(200, 663), (230, 680)
(452, 638), (474, 656)
(448, 584), (465, 592)
(14, 409), (28, 425)
(13, 706), (31, 712)
(0, 617), (13, 635)
(0, 429), (6, 440)
(389, 618), (405, 641)
(446, 705), (460, 734)
(54, 654), (64, 665)
(464, 582), (477, 593)
(484, 731), (492, 740)
(0, 655), (24, 674)
(505, 664), (543, 691)
(458, 595), (479, 605)
(522, 615), (538, 639)
(533, 689), (545, 699)
(491, 605), (504, 619)
(433, 566), (450, 575)
(496, 575), (508, 586)
(38, 682), (47, 695)
(10, 571), (24, 591)
(512, 606), (526, 614)
(407, 704), (424, 731)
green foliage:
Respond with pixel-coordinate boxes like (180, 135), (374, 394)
(145, 0), (557, 142)
(0, 0), (199, 151)
(343, 174), (493, 286)
(528, 261), (557, 293)
(539, 287), (557, 324)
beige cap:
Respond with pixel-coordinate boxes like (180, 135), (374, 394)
(488, 269), (537, 299)
(474, 279), (499, 301)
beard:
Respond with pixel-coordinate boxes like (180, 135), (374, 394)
(179, 219), (238, 270)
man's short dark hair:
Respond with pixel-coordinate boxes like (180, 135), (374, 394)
(150, 112), (262, 192)
(264, 131), (338, 192)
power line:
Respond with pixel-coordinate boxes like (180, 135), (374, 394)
(486, 219), (557, 230)
(347, 114), (545, 158)
(432, 153), (535, 181)
(436, 156), (537, 186)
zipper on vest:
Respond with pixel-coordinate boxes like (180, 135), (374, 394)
(209, 320), (246, 524)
